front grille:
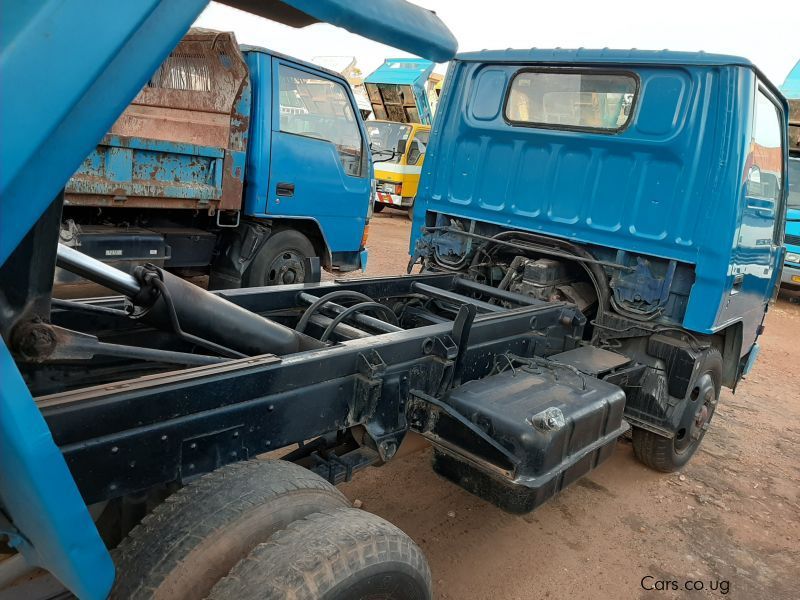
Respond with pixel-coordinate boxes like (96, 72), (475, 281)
(785, 233), (800, 247)
(377, 181), (397, 194)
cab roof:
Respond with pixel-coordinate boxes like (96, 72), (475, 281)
(454, 47), (784, 102)
(455, 47), (756, 67)
(241, 45), (348, 81)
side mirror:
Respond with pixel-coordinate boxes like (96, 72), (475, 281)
(396, 138), (407, 156)
(748, 165), (761, 184)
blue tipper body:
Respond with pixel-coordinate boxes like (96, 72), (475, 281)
(412, 48), (789, 365)
(0, 1), (456, 598)
(365, 58), (435, 125)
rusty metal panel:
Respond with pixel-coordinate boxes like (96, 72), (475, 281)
(67, 29), (250, 212)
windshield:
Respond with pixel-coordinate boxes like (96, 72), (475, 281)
(789, 157), (800, 210)
(367, 122), (412, 164)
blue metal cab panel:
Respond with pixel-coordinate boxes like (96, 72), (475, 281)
(413, 49), (788, 347)
(243, 48), (372, 255)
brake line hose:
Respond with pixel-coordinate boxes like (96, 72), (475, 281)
(295, 290), (374, 334)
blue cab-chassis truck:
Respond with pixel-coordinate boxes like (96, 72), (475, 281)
(58, 28), (371, 293)
(0, 2), (790, 599)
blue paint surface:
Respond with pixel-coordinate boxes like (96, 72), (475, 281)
(782, 59), (800, 99)
(365, 58), (435, 125)
(0, 341), (116, 599)
(412, 49), (788, 355)
(243, 49), (372, 255)
(68, 135), (226, 201)
(283, 0), (457, 63)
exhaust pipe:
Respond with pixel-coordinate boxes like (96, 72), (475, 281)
(56, 244), (307, 356)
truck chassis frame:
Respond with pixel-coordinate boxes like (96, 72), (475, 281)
(34, 273), (589, 506)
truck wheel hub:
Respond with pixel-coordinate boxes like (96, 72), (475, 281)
(269, 252), (304, 285)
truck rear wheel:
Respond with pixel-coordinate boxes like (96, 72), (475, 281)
(632, 349), (723, 472)
(373, 201), (385, 213)
(209, 507), (432, 600)
(244, 230), (316, 286)
(110, 460), (349, 600)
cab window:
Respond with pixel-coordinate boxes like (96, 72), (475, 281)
(366, 122), (411, 164)
(505, 70), (636, 132)
(746, 88), (784, 202)
(407, 130), (430, 165)
(278, 65), (364, 177)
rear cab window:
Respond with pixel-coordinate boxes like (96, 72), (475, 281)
(505, 70), (637, 132)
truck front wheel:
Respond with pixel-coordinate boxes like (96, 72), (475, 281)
(632, 349), (723, 472)
(209, 507), (432, 600)
(244, 230), (316, 286)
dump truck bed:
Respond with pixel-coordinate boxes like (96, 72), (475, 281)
(64, 29), (250, 212)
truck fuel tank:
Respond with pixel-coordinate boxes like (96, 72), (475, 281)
(422, 360), (627, 513)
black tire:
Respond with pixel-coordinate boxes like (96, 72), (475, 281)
(244, 229), (316, 286)
(110, 460), (349, 600)
(373, 201), (385, 213)
(209, 507), (432, 600)
(406, 201), (414, 221)
(632, 349), (723, 472)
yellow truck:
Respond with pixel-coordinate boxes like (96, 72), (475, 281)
(367, 121), (430, 217)
(364, 58), (436, 218)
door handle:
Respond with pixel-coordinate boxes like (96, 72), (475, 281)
(276, 182), (295, 197)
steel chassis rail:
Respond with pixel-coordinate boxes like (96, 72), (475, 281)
(36, 274), (585, 505)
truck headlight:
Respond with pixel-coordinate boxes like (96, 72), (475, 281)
(787, 252), (800, 264)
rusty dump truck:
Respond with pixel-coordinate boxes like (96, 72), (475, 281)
(58, 28), (372, 294)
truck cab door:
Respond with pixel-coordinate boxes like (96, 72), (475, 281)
(722, 85), (785, 344)
(267, 59), (370, 255)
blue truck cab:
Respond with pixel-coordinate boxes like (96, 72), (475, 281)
(780, 59), (800, 290)
(412, 49), (789, 468)
(60, 29), (371, 291)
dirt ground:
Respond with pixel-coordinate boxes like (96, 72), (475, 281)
(339, 211), (800, 600)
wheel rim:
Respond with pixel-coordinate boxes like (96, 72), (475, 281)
(674, 372), (717, 454)
(266, 249), (306, 285)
